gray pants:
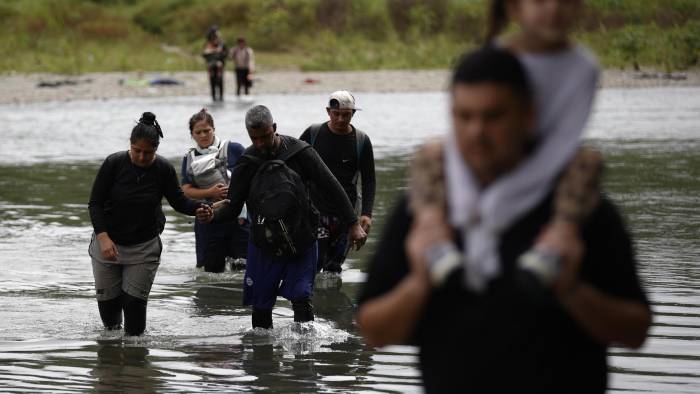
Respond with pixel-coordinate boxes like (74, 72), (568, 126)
(89, 233), (162, 301)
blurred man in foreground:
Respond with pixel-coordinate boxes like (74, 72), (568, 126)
(356, 47), (651, 393)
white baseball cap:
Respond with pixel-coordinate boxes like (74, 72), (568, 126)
(328, 90), (360, 110)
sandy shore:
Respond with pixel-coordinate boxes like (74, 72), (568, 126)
(1, 68), (698, 105)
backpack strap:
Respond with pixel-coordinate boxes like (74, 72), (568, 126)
(277, 139), (310, 162)
(351, 128), (367, 186)
(218, 140), (231, 182)
(354, 128), (366, 166)
(310, 123), (365, 164)
(308, 123), (323, 147)
(185, 148), (196, 181)
(218, 140), (229, 162)
(242, 139), (311, 169)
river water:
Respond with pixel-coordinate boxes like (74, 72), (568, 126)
(0, 88), (698, 392)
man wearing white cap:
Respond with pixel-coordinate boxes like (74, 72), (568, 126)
(300, 90), (376, 273)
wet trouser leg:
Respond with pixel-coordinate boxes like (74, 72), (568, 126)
(217, 68), (224, 100)
(235, 68), (248, 96)
(235, 69), (242, 96)
(244, 242), (317, 328)
(97, 295), (123, 330)
(123, 293), (148, 336)
(194, 221), (207, 268)
(120, 261), (159, 336)
(209, 73), (217, 101)
(292, 298), (314, 322)
(90, 234), (160, 336)
(203, 237), (227, 273)
(252, 308), (273, 329)
(317, 215), (348, 272)
(202, 221), (236, 273)
(231, 220), (250, 260)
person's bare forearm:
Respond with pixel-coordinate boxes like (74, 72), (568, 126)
(357, 273), (430, 348)
(182, 185), (211, 200)
(559, 283), (651, 348)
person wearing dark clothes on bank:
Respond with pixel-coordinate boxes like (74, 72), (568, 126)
(202, 25), (227, 102)
(198, 105), (366, 329)
(181, 109), (249, 273)
(300, 91), (375, 273)
(88, 112), (209, 336)
(356, 48), (651, 393)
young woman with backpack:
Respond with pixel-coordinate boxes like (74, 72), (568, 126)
(181, 109), (249, 273)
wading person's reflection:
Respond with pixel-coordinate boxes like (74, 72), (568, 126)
(92, 345), (156, 392)
(192, 284), (243, 318)
(312, 285), (356, 332)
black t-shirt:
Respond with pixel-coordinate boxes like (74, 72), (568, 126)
(357, 193), (648, 394)
(88, 151), (199, 245)
(213, 134), (358, 226)
(300, 123), (376, 217)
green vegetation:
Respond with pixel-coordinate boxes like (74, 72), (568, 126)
(0, 0), (698, 74)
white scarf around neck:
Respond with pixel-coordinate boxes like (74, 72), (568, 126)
(444, 119), (580, 292)
(194, 136), (221, 155)
(443, 45), (598, 292)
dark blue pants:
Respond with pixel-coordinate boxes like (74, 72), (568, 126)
(243, 241), (318, 310)
(317, 214), (350, 273)
(195, 219), (250, 273)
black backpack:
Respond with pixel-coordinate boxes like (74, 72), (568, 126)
(245, 142), (319, 257)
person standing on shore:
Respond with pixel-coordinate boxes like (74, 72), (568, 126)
(198, 105), (366, 329)
(181, 108), (249, 273)
(299, 91), (375, 273)
(202, 25), (227, 102)
(231, 37), (254, 97)
(356, 47), (651, 393)
(88, 112), (210, 336)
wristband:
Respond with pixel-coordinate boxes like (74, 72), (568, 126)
(517, 248), (562, 285)
(424, 242), (461, 286)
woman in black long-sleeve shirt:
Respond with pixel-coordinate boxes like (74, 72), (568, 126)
(88, 112), (204, 336)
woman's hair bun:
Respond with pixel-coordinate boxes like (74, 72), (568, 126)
(139, 112), (156, 126)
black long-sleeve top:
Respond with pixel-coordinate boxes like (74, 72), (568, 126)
(213, 134), (358, 225)
(300, 123), (376, 217)
(89, 151), (200, 245)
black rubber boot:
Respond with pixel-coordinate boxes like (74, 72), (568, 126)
(122, 293), (148, 336)
(252, 308), (273, 329)
(97, 295), (123, 330)
(292, 299), (314, 323)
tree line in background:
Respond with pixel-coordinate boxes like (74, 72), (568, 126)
(1, 0), (699, 73)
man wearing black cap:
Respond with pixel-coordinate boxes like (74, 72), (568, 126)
(300, 91), (376, 273)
